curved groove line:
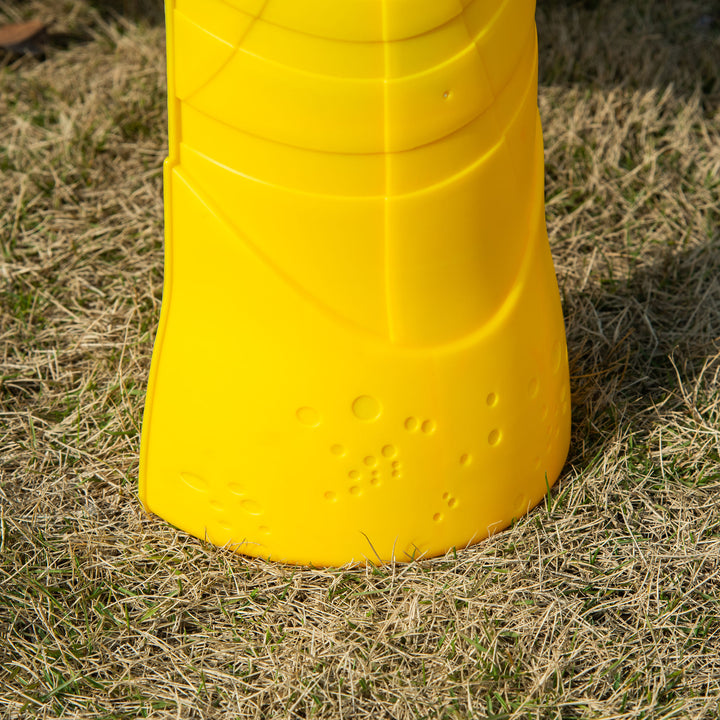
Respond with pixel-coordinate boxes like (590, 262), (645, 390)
(201, 20), (498, 84)
(183, 0), (271, 106)
(459, 0), (497, 104)
(218, 0), (488, 46)
(180, 131), (504, 202)
(388, 138), (546, 358)
(439, 130), (546, 355)
(501, 31), (539, 190)
(174, 166), (388, 342)
(472, 0), (512, 43)
(217, 0), (262, 19)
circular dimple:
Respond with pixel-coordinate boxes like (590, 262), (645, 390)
(488, 429), (501, 446)
(370, 477), (380, 487)
(297, 406), (321, 427)
(348, 470), (360, 480)
(241, 499), (262, 515)
(433, 513), (443, 523)
(448, 498), (457, 509)
(529, 378), (539, 398)
(180, 472), (208, 493)
(421, 419), (436, 434)
(227, 482), (244, 496)
(460, 453), (472, 467)
(330, 444), (346, 457)
(352, 395), (381, 421)
(443, 90), (452, 100)
(324, 491), (337, 502)
(404, 417), (419, 432)
(258, 525), (271, 535)
(349, 486), (361, 496)
(392, 469), (402, 479)
(209, 499), (223, 513)
(486, 392), (498, 407)
(381, 444), (397, 459)
(442, 492), (450, 501)
(392, 460), (401, 469)
(371, 468), (379, 476)
(363, 455), (377, 467)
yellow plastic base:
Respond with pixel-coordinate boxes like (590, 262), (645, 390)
(139, 0), (571, 566)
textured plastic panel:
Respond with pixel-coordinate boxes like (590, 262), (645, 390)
(139, 0), (571, 566)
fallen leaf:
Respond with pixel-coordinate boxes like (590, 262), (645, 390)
(0, 20), (48, 56)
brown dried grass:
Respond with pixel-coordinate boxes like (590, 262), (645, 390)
(1, 1), (719, 718)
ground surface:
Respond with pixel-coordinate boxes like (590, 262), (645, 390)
(1, 1), (719, 718)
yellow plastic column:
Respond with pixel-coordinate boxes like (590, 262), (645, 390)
(139, 0), (571, 566)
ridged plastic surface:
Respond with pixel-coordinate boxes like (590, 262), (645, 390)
(139, 0), (571, 566)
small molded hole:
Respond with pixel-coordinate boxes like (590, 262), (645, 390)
(381, 445), (397, 459)
(488, 429), (501, 446)
(352, 395), (381, 421)
(404, 417), (419, 432)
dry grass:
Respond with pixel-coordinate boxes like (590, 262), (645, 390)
(1, 1), (719, 718)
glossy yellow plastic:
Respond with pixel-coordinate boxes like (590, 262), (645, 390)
(139, 0), (571, 566)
